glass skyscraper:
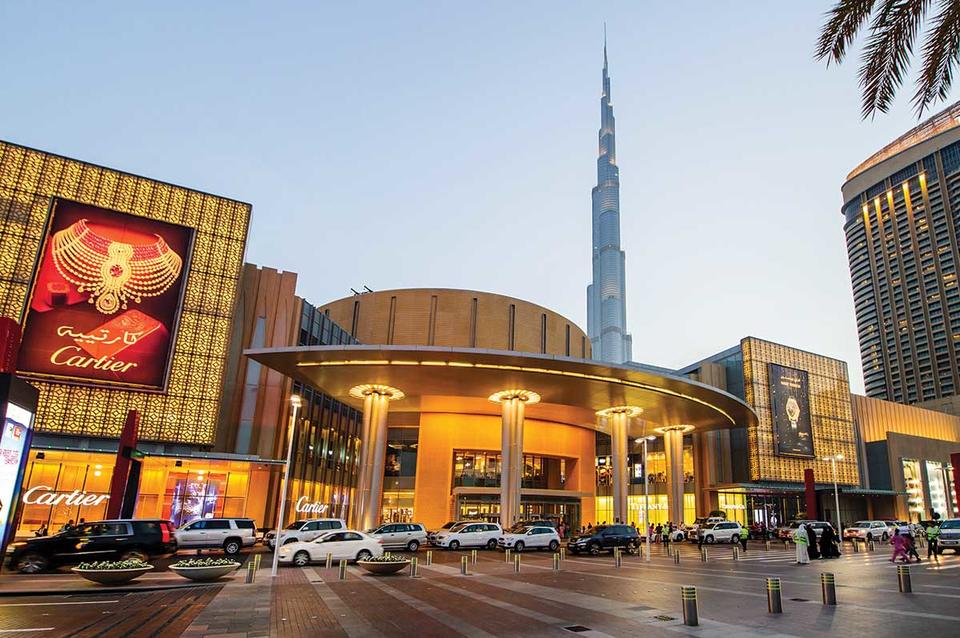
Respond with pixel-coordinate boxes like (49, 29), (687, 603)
(842, 102), (960, 411)
(587, 40), (632, 364)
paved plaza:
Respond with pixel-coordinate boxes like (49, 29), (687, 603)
(1, 542), (959, 637)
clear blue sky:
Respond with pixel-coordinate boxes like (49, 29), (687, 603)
(1, 1), (946, 392)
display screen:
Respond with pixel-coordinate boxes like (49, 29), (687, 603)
(768, 363), (815, 458)
(0, 402), (34, 547)
(18, 199), (194, 390)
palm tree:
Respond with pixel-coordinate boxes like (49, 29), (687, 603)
(816, 0), (960, 118)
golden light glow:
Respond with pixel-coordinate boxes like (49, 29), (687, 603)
(487, 389), (541, 404)
(348, 384), (405, 401)
(596, 405), (643, 418)
(652, 424), (695, 434)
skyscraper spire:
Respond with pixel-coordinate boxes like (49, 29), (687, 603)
(587, 35), (632, 364)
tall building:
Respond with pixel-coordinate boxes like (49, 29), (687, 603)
(587, 39), (632, 364)
(841, 102), (960, 413)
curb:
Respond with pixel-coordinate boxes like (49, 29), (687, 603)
(0, 580), (226, 598)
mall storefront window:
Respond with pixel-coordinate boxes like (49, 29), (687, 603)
(381, 426), (419, 523)
(454, 494), (581, 529)
(14, 450), (275, 537)
(452, 450), (567, 490)
(594, 494), (696, 527)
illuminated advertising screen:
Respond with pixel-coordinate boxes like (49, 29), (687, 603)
(768, 363), (815, 458)
(18, 199), (194, 390)
(0, 401), (34, 550)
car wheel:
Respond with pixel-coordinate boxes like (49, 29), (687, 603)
(588, 543), (601, 556)
(16, 553), (49, 574)
(882, 533), (889, 541)
(356, 549), (373, 562)
(223, 539), (241, 555)
(120, 549), (149, 562)
(705, 535), (715, 544)
(407, 539), (420, 552)
(625, 542), (639, 555)
(448, 540), (460, 550)
(293, 551), (310, 567)
(548, 540), (559, 552)
(486, 539), (498, 550)
(515, 541), (525, 553)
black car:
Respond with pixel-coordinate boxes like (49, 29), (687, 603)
(567, 524), (640, 555)
(5, 519), (177, 574)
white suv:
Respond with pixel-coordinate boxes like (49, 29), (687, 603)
(842, 520), (890, 542)
(175, 518), (257, 555)
(498, 525), (561, 552)
(434, 522), (502, 550)
(267, 518), (346, 549)
(698, 521), (742, 544)
(368, 523), (428, 552)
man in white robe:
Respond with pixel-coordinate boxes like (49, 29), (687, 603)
(793, 525), (810, 564)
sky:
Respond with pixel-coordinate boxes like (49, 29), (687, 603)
(1, 1), (949, 393)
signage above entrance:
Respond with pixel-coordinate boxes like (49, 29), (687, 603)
(22, 485), (109, 507)
(295, 496), (328, 515)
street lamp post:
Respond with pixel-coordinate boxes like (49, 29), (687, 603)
(823, 454), (844, 537)
(637, 435), (655, 562)
(271, 394), (302, 578)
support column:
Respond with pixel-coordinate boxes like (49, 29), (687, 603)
(489, 390), (540, 529)
(349, 384), (404, 531)
(660, 425), (693, 525)
(597, 406), (643, 525)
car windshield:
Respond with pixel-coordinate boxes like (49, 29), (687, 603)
(940, 520), (960, 529)
(442, 522), (458, 529)
(285, 520), (308, 530)
(851, 521), (870, 528)
(448, 523), (469, 533)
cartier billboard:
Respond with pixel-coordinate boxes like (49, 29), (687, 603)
(17, 199), (194, 391)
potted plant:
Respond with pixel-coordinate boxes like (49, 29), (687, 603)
(357, 552), (410, 575)
(71, 559), (154, 585)
(169, 557), (241, 582)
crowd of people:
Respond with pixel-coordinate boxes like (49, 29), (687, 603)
(791, 522), (841, 564)
(889, 521), (942, 563)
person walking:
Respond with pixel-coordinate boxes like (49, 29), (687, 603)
(904, 531), (921, 562)
(805, 524), (821, 560)
(819, 523), (840, 558)
(889, 529), (910, 563)
(654, 524), (663, 543)
(739, 524), (748, 552)
(793, 524), (810, 564)
(925, 521), (941, 560)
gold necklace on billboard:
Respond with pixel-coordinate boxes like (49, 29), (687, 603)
(50, 219), (183, 314)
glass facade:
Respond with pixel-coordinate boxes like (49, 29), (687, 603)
(902, 458), (925, 521)
(452, 450), (567, 490)
(382, 427), (419, 523)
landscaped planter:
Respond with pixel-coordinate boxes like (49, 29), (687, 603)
(357, 558), (410, 575)
(169, 560), (241, 582)
(71, 565), (154, 585)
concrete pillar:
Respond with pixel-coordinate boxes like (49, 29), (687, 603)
(349, 385), (404, 531)
(597, 406), (643, 525)
(490, 390), (540, 529)
(661, 426), (690, 525)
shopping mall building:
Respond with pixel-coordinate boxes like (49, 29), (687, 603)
(2, 139), (959, 542)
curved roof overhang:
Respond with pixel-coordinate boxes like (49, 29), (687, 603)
(245, 346), (758, 437)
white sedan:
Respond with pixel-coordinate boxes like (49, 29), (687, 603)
(498, 525), (561, 552)
(277, 530), (383, 567)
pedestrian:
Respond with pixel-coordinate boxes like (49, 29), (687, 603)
(648, 523), (654, 543)
(926, 521), (941, 559)
(557, 521), (566, 539)
(59, 519), (75, 533)
(904, 531), (921, 562)
(819, 524), (840, 559)
(77, 518), (85, 527)
(889, 529), (910, 563)
(805, 525), (821, 560)
(655, 524), (663, 543)
(739, 524), (748, 552)
(793, 524), (810, 564)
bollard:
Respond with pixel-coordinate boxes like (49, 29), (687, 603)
(732, 545), (740, 561)
(820, 573), (836, 605)
(338, 559), (346, 580)
(245, 561), (255, 584)
(410, 557), (420, 578)
(700, 547), (708, 562)
(765, 540), (771, 551)
(674, 551), (680, 564)
(681, 586), (699, 627)
(868, 540), (876, 552)
(504, 548), (511, 563)
(553, 553), (560, 571)
(766, 577), (782, 613)
(325, 553), (333, 569)
(514, 554), (521, 573)
(614, 548), (622, 568)
(852, 539), (860, 553)
(471, 549), (478, 565)
(461, 555), (469, 575)
(254, 553), (262, 571)
(559, 547), (565, 561)
(897, 564), (912, 593)
(426, 550), (433, 565)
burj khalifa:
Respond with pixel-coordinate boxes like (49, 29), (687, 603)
(587, 39), (632, 364)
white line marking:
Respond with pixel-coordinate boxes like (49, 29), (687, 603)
(0, 600), (119, 607)
(0, 630), (55, 634)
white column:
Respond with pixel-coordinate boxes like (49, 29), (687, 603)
(349, 385), (404, 531)
(350, 393), (376, 529)
(663, 427), (688, 525)
(610, 411), (629, 524)
(490, 390), (540, 529)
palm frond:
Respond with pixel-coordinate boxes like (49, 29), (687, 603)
(816, 0), (881, 64)
(913, 0), (960, 115)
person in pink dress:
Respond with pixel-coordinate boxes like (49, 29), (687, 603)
(890, 529), (910, 563)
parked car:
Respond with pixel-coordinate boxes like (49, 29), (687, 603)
(5, 519), (177, 574)
(433, 522), (502, 550)
(368, 523), (427, 551)
(937, 518), (960, 553)
(842, 520), (891, 542)
(497, 525), (561, 552)
(427, 521), (470, 545)
(695, 521), (743, 544)
(277, 530), (383, 567)
(266, 518), (346, 549)
(567, 524), (640, 555)
(685, 516), (726, 540)
(775, 520), (817, 540)
(174, 518), (257, 555)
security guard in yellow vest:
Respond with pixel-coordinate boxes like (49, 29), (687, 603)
(926, 522), (941, 559)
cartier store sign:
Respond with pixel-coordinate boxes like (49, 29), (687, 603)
(18, 199), (194, 390)
(22, 486), (110, 507)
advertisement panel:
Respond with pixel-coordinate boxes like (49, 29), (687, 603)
(768, 363), (815, 458)
(18, 199), (194, 390)
(0, 394), (35, 552)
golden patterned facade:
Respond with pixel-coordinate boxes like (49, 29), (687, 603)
(742, 337), (860, 485)
(0, 141), (250, 444)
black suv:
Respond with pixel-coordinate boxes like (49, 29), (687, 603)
(5, 519), (177, 574)
(567, 524), (640, 555)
